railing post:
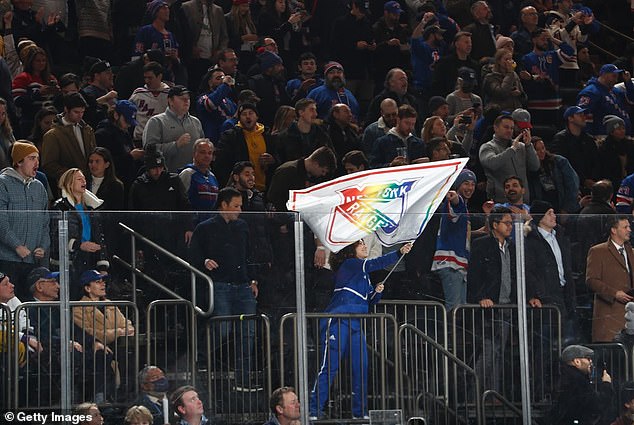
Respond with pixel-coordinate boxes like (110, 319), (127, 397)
(58, 217), (71, 413)
(514, 215), (532, 424)
(294, 217), (309, 425)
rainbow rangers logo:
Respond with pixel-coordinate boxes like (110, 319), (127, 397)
(326, 180), (416, 244)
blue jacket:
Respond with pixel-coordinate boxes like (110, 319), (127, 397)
(577, 77), (634, 135)
(616, 173), (634, 213)
(370, 130), (426, 169)
(196, 83), (237, 142)
(431, 195), (470, 274)
(307, 85), (360, 121)
(410, 38), (442, 92)
(326, 251), (399, 314)
(0, 167), (49, 263)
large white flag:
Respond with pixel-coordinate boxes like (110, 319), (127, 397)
(287, 158), (468, 253)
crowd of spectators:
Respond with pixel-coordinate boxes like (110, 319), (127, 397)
(1, 0), (634, 422)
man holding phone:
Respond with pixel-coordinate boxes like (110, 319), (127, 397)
(551, 344), (613, 424)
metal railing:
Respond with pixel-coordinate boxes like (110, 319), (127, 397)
(0, 303), (13, 409)
(451, 305), (562, 408)
(12, 301), (139, 409)
(205, 314), (272, 425)
(280, 312), (400, 421)
(146, 300), (197, 387)
(399, 323), (481, 425)
(113, 222), (214, 317)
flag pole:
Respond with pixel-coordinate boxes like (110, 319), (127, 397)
(379, 241), (413, 286)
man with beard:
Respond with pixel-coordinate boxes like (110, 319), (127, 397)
(247, 51), (290, 127)
(365, 68), (418, 125)
(362, 98), (398, 155)
(432, 32), (479, 97)
(372, 2), (411, 93)
(195, 67), (237, 142)
(496, 176), (530, 215)
(551, 345), (613, 424)
(520, 28), (574, 125)
(214, 103), (276, 190)
(327, 104), (362, 166)
(308, 62), (360, 122)
(286, 52), (323, 104)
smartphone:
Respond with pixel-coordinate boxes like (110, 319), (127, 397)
(460, 115), (472, 124)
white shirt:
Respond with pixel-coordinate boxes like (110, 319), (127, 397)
(538, 226), (566, 286)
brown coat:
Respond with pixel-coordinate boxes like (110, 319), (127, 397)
(72, 296), (134, 344)
(586, 239), (634, 342)
(41, 115), (96, 184)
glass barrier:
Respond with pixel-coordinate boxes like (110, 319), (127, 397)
(0, 209), (629, 425)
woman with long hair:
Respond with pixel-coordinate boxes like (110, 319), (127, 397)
(226, 0), (259, 72)
(53, 168), (109, 282)
(0, 97), (16, 168)
(87, 147), (125, 211)
(270, 105), (295, 135)
(257, 0), (304, 65)
(29, 107), (56, 152)
(529, 136), (580, 213)
(482, 49), (527, 111)
(421, 115), (469, 157)
(12, 47), (59, 136)
(309, 240), (413, 419)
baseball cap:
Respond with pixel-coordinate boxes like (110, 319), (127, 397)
(80, 270), (109, 287)
(238, 89), (261, 104)
(168, 85), (191, 98)
(27, 267), (59, 292)
(563, 106), (587, 119)
(511, 108), (532, 129)
(600, 64), (624, 75)
(561, 345), (594, 362)
(384, 1), (403, 14)
(90, 60), (111, 76)
(115, 100), (139, 127)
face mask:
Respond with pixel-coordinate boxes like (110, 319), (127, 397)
(152, 377), (169, 393)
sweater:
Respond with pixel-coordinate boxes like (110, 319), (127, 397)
(431, 195), (470, 274)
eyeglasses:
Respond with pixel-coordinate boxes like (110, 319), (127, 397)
(499, 221), (513, 226)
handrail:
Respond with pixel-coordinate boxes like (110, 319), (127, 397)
(398, 323), (482, 424)
(481, 390), (540, 425)
(596, 20), (634, 44)
(116, 222), (214, 317)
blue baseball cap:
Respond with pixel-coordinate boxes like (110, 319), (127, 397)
(563, 106), (587, 119)
(599, 64), (624, 75)
(115, 100), (139, 127)
(80, 270), (109, 286)
(384, 1), (403, 14)
(27, 267), (60, 290)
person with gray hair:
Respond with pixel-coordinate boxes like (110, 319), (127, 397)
(132, 365), (170, 425)
(550, 344), (613, 424)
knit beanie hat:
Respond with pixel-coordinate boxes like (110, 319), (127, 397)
(259, 51), (283, 72)
(530, 200), (553, 225)
(452, 168), (476, 190)
(495, 36), (514, 50)
(603, 115), (625, 134)
(144, 145), (166, 169)
(625, 302), (634, 335)
(147, 0), (169, 21)
(11, 141), (38, 166)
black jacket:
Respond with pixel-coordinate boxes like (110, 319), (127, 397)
(247, 73), (291, 127)
(467, 234), (516, 304)
(275, 121), (333, 164)
(525, 223), (575, 316)
(364, 89), (419, 126)
(95, 120), (142, 190)
(551, 364), (614, 425)
(550, 128), (599, 187)
(215, 125), (276, 189)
